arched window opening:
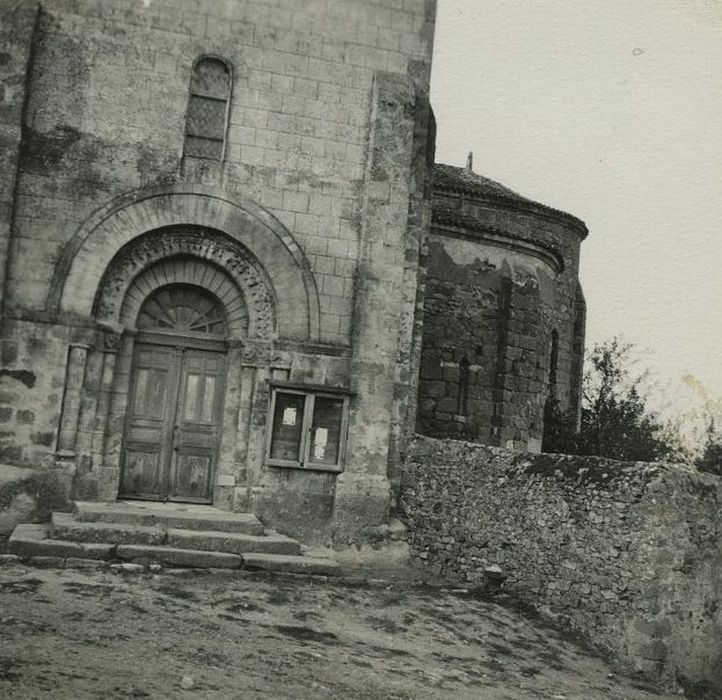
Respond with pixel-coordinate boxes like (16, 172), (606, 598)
(184, 56), (231, 161)
(137, 284), (228, 337)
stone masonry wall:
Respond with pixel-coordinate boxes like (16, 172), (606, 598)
(0, 319), (69, 469)
(0, 1), (37, 311)
(400, 436), (722, 694)
(0, 0), (437, 540)
(417, 184), (587, 452)
(5, 0), (435, 347)
(417, 239), (552, 450)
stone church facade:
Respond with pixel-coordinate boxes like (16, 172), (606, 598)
(0, 0), (585, 544)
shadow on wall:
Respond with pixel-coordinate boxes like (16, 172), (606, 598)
(399, 435), (722, 696)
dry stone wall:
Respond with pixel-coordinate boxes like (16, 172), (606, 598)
(400, 435), (722, 694)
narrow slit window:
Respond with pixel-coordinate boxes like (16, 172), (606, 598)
(457, 355), (470, 415)
(548, 330), (559, 398)
(184, 56), (231, 161)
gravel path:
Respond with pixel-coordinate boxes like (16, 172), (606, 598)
(0, 563), (676, 699)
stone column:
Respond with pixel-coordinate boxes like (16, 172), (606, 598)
(232, 341), (272, 511)
(215, 340), (242, 510)
(92, 350), (117, 464)
(56, 343), (90, 459)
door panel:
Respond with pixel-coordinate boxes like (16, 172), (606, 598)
(120, 344), (177, 499)
(122, 450), (161, 497)
(169, 454), (213, 501)
(120, 342), (225, 503)
(168, 349), (225, 502)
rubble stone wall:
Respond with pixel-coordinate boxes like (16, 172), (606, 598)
(400, 435), (722, 693)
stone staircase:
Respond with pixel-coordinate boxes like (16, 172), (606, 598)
(7, 500), (340, 575)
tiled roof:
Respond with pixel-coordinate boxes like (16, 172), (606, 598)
(432, 163), (588, 237)
(433, 163), (533, 204)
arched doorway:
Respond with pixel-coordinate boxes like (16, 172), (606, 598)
(119, 284), (229, 503)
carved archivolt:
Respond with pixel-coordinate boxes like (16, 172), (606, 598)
(94, 226), (276, 340)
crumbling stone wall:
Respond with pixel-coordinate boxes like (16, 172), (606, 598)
(418, 242), (552, 449)
(417, 168), (587, 452)
(400, 435), (722, 693)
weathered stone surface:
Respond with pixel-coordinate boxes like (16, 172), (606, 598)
(0, 464), (69, 535)
(241, 552), (341, 576)
(109, 563), (144, 573)
(417, 183), (587, 452)
(75, 501), (265, 535)
(167, 528), (300, 556)
(51, 512), (166, 546)
(64, 557), (108, 569)
(9, 522), (115, 560)
(400, 435), (722, 694)
(116, 545), (242, 569)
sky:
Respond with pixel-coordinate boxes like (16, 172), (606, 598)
(429, 0), (722, 419)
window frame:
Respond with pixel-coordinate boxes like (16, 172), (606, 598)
(265, 383), (350, 473)
(183, 54), (233, 162)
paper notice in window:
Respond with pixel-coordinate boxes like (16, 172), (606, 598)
(282, 407), (297, 426)
(313, 427), (328, 460)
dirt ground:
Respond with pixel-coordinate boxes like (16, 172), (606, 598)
(0, 563), (678, 700)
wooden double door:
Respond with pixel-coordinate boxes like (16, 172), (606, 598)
(120, 337), (226, 503)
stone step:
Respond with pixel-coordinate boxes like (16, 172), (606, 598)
(51, 513), (301, 556)
(116, 544), (242, 569)
(7, 523), (337, 574)
(8, 523), (114, 560)
(8, 524), (330, 576)
(166, 528), (301, 556)
(242, 552), (341, 576)
(51, 512), (166, 545)
(74, 501), (265, 536)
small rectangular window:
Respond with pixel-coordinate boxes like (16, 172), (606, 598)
(266, 386), (349, 471)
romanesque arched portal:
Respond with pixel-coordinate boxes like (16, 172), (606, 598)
(50, 186), (319, 505)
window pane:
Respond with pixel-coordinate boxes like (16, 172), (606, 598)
(134, 368), (167, 415)
(308, 397), (344, 465)
(191, 58), (229, 99)
(269, 392), (305, 463)
(183, 374), (200, 421)
(200, 375), (216, 423)
(133, 369), (149, 414)
(187, 95), (227, 139)
(184, 136), (223, 160)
